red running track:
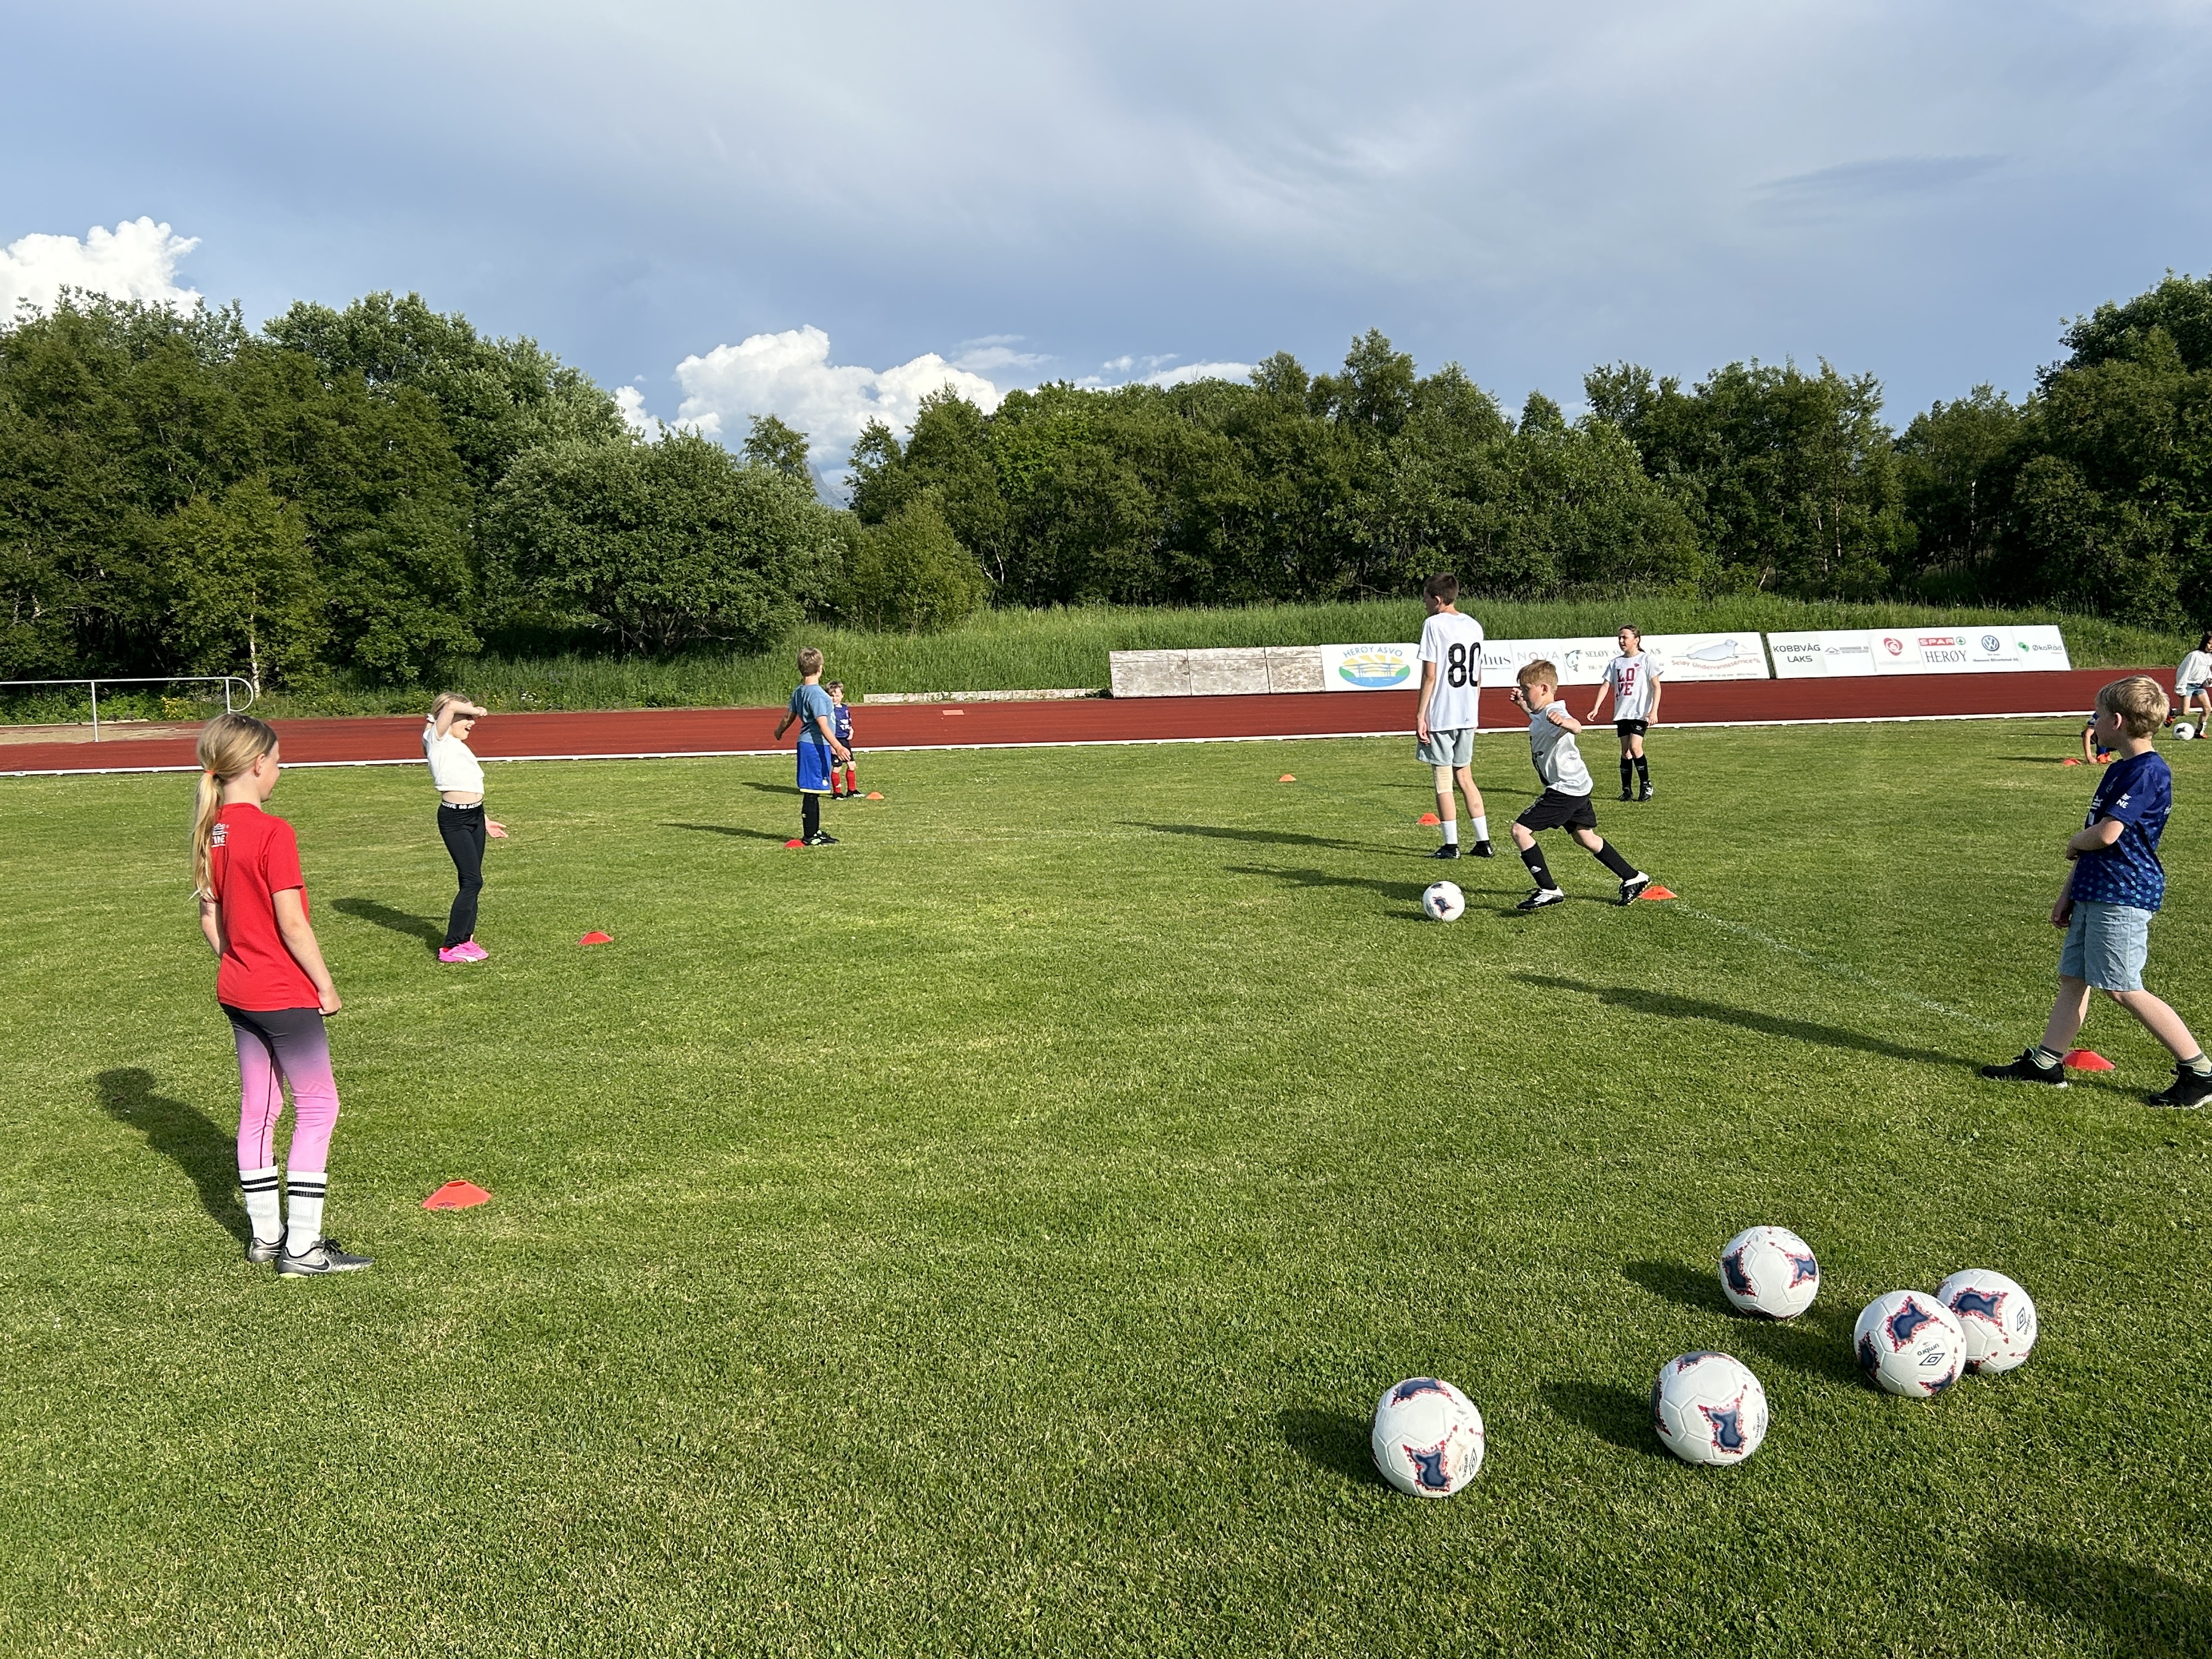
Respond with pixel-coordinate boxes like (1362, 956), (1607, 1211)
(1, 667), (2166, 776)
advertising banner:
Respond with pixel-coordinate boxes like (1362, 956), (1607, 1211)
(1319, 642), (1420, 691)
(1768, 625), (2072, 678)
(1641, 632), (1772, 682)
(1477, 636), (1614, 687)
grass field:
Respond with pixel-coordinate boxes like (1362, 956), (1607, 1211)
(5, 592), (2181, 725)
(2, 721), (2208, 1656)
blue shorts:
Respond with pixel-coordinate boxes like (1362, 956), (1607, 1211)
(2060, 900), (2154, 992)
(797, 738), (835, 794)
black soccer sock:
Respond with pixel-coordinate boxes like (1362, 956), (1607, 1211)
(1591, 838), (1638, 879)
(803, 794), (821, 838)
(1620, 757), (1635, 793)
(1634, 754), (1650, 787)
(1519, 842), (1556, 889)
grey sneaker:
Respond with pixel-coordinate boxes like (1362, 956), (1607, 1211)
(278, 1237), (374, 1277)
(245, 1234), (283, 1265)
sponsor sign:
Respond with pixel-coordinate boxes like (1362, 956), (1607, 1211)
(1768, 625), (2071, 678)
(1321, 642), (1419, 691)
(1641, 632), (1771, 682)
(1478, 636), (1615, 687)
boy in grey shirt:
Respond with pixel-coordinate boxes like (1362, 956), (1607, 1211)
(1507, 659), (1654, 911)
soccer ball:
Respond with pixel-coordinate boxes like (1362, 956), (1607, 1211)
(1718, 1225), (1821, 1319)
(1854, 1291), (1966, 1398)
(1370, 1377), (1486, 1497)
(2177, 721), (2198, 741)
(1422, 881), (1466, 921)
(1936, 1269), (2038, 1374)
(1651, 1351), (1768, 1466)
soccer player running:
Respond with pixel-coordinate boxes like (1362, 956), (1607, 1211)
(191, 713), (370, 1276)
(1506, 660), (1654, 911)
(1585, 625), (1663, 800)
(1413, 572), (1492, 860)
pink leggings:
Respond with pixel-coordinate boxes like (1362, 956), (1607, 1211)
(223, 1005), (340, 1173)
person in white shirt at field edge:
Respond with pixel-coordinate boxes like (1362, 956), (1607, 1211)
(2174, 632), (2212, 735)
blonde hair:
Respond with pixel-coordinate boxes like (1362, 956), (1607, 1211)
(428, 692), (472, 727)
(1516, 659), (1557, 689)
(2097, 675), (2169, 738)
(191, 713), (279, 898)
(797, 647), (824, 676)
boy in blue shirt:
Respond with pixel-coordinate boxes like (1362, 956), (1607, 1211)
(771, 647), (851, 846)
(1984, 675), (2212, 1107)
(825, 681), (859, 799)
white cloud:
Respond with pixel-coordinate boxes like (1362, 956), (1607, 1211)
(953, 335), (1049, 374)
(614, 383), (656, 438)
(1144, 360), (1254, 388)
(665, 325), (1002, 469)
(1, 218), (201, 317)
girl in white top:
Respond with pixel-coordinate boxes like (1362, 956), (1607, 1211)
(1585, 625), (1663, 801)
(425, 693), (508, 963)
(2175, 633), (2212, 733)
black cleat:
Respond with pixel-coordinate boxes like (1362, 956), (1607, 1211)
(1430, 843), (1460, 859)
(278, 1237), (374, 1277)
(1979, 1049), (2068, 1088)
(1474, 840), (1494, 858)
(1620, 789), (1634, 802)
(804, 831), (839, 846)
(245, 1234), (282, 1266)
(1616, 872), (1652, 906)
(1639, 783), (1655, 802)
(2148, 1066), (2212, 1109)
(1515, 887), (1566, 911)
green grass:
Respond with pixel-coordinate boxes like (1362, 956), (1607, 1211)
(5, 594), (2182, 726)
(2, 723), (2208, 1655)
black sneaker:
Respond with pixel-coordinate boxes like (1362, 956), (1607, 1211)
(1639, 784), (1655, 802)
(1980, 1049), (2068, 1088)
(1616, 872), (1652, 906)
(1430, 844), (1460, 859)
(245, 1234), (282, 1266)
(1474, 840), (1494, 858)
(278, 1237), (374, 1276)
(1620, 789), (1634, 802)
(2147, 1066), (2212, 1108)
(804, 831), (839, 846)
(1515, 888), (1566, 911)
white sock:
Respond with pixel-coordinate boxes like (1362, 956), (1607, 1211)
(240, 1165), (282, 1244)
(1441, 820), (1458, 845)
(1472, 815), (1489, 843)
(285, 1170), (328, 1254)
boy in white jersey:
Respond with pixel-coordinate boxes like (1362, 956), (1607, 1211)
(2175, 633), (2212, 733)
(1585, 625), (1663, 800)
(1413, 572), (1492, 859)
(1506, 659), (1654, 911)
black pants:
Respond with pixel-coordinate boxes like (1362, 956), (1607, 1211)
(438, 803), (486, 947)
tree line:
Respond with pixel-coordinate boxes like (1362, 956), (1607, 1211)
(4, 274), (2210, 690)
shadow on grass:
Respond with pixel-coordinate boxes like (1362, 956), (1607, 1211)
(1624, 1260), (1864, 1385)
(741, 781), (799, 798)
(96, 1068), (246, 1246)
(332, 896), (443, 950)
(1539, 1380), (1669, 1458)
(1277, 1407), (1379, 1486)
(1127, 821), (1408, 857)
(1514, 973), (1968, 1069)
(1224, 864), (1459, 906)
(663, 821), (793, 843)
(1982, 1542), (2211, 1655)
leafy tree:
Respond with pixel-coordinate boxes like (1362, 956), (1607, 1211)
(1894, 387), (2024, 596)
(843, 492), (991, 632)
(744, 414), (812, 483)
(162, 476), (327, 689)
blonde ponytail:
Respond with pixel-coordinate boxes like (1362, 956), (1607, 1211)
(191, 713), (279, 898)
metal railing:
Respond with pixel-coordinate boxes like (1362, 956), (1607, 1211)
(0, 675), (257, 741)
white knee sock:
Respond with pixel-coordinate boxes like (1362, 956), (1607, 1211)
(1441, 820), (1458, 845)
(240, 1165), (282, 1245)
(285, 1170), (327, 1254)
(1472, 815), (1489, 843)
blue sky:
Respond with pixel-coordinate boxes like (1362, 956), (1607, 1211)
(5, 1), (2210, 465)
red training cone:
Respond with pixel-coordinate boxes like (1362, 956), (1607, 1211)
(1418, 811), (1440, 826)
(2062, 1049), (2115, 1071)
(1639, 885), (1678, 901)
(2061, 757), (2081, 766)
(784, 838), (806, 849)
(579, 930), (613, 946)
(424, 1180), (492, 1211)
(1279, 774), (1297, 783)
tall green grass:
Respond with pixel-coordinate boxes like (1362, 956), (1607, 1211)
(4, 594), (2182, 724)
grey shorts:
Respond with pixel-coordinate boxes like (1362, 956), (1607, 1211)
(1418, 728), (1475, 768)
(2060, 900), (2154, 992)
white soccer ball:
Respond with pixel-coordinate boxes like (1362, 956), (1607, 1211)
(1936, 1269), (2039, 1375)
(1854, 1291), (1966, 1398)
(1422, 881), (1466, 922)
(1718, 1225), (1822, 1319)
(1370, 1376), (1486, 1497)
(1651, 1351), (1768, 1466)
(2177, 721), (2198, 741)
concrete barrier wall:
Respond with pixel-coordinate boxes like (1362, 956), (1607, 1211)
(1110, 646), (1324, 698)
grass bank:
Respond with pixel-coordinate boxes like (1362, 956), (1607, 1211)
(4, 594), (2183, 725)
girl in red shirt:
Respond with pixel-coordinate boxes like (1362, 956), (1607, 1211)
(192, 714), (369, 1276)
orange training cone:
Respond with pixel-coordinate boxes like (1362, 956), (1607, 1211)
(424, 1180), (492, 1210)
(1639, 885), (1677, 901)
(1279, 774), (1297, 783)
(2062, 1049), (2115, 1071)
(579, 930), (613, 946)
(1418, 811), (1440, 826)
(2061, 757), (2081, 766)
(866, 791), (884, 800)
(784, 838), (806, 849)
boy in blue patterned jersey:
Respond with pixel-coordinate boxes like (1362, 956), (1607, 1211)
(1984, 675), (2212, 1107)
(825, 681), (859, 799)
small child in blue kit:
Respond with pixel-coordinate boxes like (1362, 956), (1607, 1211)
(825, 681), (860, 799)
(1984, 674), (2212, 1107)
(771, 647), (851, 845)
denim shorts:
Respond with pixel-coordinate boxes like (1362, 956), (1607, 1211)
(2060, 900), (2154, 992)
(1417, 727), (1475, 768)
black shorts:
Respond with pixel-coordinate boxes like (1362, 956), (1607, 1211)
(1614, 719), (1649, 738)
(1517, 788), (1600, 832)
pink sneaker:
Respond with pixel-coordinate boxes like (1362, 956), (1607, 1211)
(438, 944), (481, 964)
(458, 940), (490, 961)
